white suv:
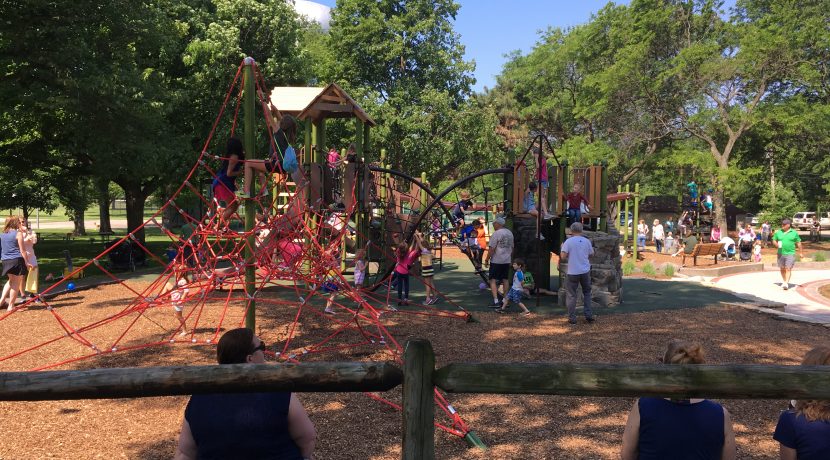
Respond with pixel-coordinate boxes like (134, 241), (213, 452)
(820, 212), (830, 230)
(793, 212), (815, 231)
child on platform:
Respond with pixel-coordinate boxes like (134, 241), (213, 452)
(566, 184), (589, 226)
(496, 258), (532, 316)
(522, 181), (539, 217)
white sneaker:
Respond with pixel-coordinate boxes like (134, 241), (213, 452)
(782, 284), (789, 290)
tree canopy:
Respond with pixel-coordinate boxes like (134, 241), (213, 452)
(1, 0), (828, 234)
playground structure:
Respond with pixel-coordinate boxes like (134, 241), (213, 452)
(0, 58), (630, 449)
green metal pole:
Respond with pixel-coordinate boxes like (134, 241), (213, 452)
(559, 159), (569, 292)
(633, 183), (640, 261)
(242, 57), (257, 331)
(600, 160), (608, 233)
(624, 184), (631, 243)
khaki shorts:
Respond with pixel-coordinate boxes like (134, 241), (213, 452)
(777, 254), (795, 269)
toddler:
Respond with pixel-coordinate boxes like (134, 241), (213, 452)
(496, 258), (532, 316)
(353, 248), (367, 290)
(165, 265), (190, 337)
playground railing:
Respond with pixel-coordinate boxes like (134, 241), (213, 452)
(2, 339), (830, 460)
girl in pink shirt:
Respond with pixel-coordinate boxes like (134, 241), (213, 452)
(392, 241), (419, 305)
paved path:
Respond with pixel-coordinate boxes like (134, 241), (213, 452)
(711, 270), (830, 322)
(34, 219), (160, 231)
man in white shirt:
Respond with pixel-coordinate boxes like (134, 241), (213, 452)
(560, 222), (595, 325)
(484, 216), (514, 307)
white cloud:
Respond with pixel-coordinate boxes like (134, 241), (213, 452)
(292, 0), (332, 31)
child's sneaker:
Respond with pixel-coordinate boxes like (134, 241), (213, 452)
(324, 308), (335, 314)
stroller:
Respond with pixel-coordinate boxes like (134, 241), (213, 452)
(738, 239), (753, 261)
(724, 243), (736, 261)
(105, 239), (147, 271)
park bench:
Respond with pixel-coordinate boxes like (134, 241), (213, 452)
(682, 242), (724, 266)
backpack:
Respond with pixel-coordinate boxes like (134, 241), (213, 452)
(282, 145), (298, 174)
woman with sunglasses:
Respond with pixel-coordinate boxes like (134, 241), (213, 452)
(175, 328), (316, 459)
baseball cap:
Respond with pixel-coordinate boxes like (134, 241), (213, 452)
(494, 216), (506, 226)
(781, 218), (792, 225)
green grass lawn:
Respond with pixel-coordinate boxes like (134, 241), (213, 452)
(7, 204), (161, 224)
(32, 227), (173, 284)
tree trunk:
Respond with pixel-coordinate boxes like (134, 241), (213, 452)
(123, 185), (148, 243)
(72, 207), (86, 235)
(96, 179), (113, 233)
(712, 159), (729, 233)
(21, 207), (30, 222)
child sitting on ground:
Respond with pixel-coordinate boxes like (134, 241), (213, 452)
(521, 270), (535, 298)
(497, 258), (532, 316)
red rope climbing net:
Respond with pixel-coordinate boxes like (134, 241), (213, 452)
(0, 60), (477, 439)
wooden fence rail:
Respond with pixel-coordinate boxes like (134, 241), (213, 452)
(433, 362), (830, 399)
(0, 362), (402, 401)
(2, 340), (830, 460)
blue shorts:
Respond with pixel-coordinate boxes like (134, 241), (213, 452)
(506, 288), (523, 303)
(322, 282), (339, 293)
(539, 180), (549, 189)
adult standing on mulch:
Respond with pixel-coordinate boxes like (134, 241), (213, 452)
(0, 216), (31, 311)
(483, 216), (514, 308)
(652, 219), (665, 253)
(560, 222), (595, 325)
(772, 218), (803, 290)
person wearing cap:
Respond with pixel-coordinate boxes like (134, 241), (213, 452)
(560, 222), (596, 325)
(483, 216), (514, 307)
(772, 218), (803, 290)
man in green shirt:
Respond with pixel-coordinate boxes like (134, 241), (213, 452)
(682, 230), (698, 255)
(772, 218), (803, 290)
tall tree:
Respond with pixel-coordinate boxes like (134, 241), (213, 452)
(323, 0), (488, 178)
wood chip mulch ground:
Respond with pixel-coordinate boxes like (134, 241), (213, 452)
(0, 281), (827, 459)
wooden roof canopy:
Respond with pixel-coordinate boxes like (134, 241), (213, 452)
(269, 83), (376, 126)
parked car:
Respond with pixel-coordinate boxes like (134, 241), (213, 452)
(617, 211), (633, 228)
(819, 212), (830, 230)
(793, 211), (816, 231)
(744, 213), (759, 227)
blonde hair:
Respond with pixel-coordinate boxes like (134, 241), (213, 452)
(3, 216), (20, 233)
(794, 346), (830, 421)
(662, 339), (705, 364)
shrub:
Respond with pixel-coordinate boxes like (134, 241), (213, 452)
(622, 259), (636, 276)
(663, 264), (676, 277)
(642, 262), (656, 276)
(814, 252), (827, 262)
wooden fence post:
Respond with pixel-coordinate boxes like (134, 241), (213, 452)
(402, 339), (435, 460)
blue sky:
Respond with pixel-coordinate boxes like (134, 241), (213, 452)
(309, 1), (627, 91)
(453, 1), (624, 91)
